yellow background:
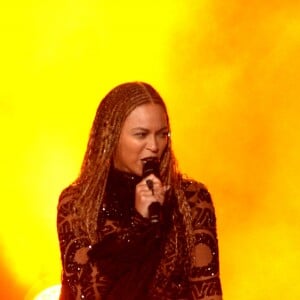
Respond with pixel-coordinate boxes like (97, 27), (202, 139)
(1, 0), (299, 299)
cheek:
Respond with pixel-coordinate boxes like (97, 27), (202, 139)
(118, 138), (143, 159)
(160, 138), (169, 151)
(157, 143), (168, 159)
(130, 142), (147, 159)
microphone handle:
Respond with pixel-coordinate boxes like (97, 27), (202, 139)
(141, 157), (161, 225)
(148, 202), (161, 224)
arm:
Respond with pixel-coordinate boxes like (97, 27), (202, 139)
(57, 187), (108, 300)
(57, 187), (156, 299)
(88, 209), (155, 274)
(185, 181), (223, 300)
(88, 174), (164, 267)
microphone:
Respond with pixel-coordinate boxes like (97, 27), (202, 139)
(142, 157), (161, 224)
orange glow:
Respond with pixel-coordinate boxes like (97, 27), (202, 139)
(25, 285), (60, 300)
(1, 1), (299, 299)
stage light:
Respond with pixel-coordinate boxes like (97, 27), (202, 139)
(33, 284), (61, 300)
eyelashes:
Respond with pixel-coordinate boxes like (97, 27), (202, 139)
(134, 131), (169, 139)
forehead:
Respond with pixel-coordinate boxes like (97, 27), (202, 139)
(123, 103), (168, 128)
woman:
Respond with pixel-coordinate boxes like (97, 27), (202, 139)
(57, 82), (222, 299)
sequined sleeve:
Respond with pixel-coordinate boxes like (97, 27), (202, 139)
(57, 187), (108, 300)
(185, 181), (223, 299)
(88, 209), (154, 266)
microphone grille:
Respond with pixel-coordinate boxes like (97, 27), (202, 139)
(142, 157), (160, 178)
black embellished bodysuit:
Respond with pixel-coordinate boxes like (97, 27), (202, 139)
(57, 169), (222, 299)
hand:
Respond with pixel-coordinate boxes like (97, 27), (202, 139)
(135, 174), (168, 218)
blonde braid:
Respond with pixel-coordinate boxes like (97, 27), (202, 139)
(161, 145), (195, 270)
(69, 82), (173, 243)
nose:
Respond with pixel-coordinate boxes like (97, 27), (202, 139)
(146, 135), (159, 153)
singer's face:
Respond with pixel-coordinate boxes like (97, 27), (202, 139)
(113, 103), (169, 176)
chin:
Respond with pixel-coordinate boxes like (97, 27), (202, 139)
(133, 169), (143, 177)
(120, 165), (141, 176)
(133, 164), (143, 177)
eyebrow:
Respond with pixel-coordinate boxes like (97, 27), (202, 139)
(131, 126), (169, 132)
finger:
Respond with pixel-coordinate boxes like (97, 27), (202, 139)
(143, 174), (161, 184)
(163, 185), (171, 192)
(145, 179), (154, 193)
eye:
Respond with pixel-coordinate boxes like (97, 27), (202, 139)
(134, 132), (147, 138)
(158, 131), (170, 138)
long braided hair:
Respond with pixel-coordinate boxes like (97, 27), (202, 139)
(69, 82), (194, 256)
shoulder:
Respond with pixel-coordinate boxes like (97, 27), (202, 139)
(57, 183), (81, 215)
(57, 184), (83, 236)
(181, 177), (217, 230)
(181, 177), (213, 205)
(58, 183), (80, 203)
